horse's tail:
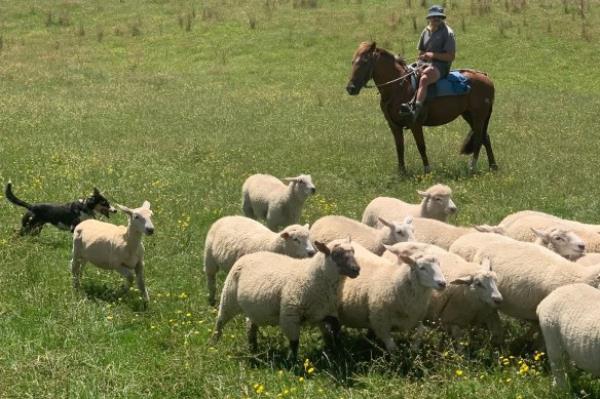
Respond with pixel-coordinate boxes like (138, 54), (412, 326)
(460, 104), (493, 155)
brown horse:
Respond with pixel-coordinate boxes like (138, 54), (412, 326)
(346, 41), (497, 174)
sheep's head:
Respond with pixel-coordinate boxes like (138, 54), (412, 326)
(386, 246), (446, 290)
(450, 258), (503, 307)
(314, 238), (360, 278)
(417, 184), (457, 220)
(531, 227), (585, 260)
(378, 216), (415, 244)
(279, 223), (316, 258)
(283, 174), (316, 197)
(117, 201), (154, 235)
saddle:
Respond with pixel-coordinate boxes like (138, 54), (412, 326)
(408, 64), (472, 98)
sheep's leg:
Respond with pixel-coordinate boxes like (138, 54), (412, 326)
(134, 261), (149, 304)
(70, 258), (84, 290)
(372, 323), (397, 352)
(320, 316), (342, 352)
(410, 324), (428, 352)
(485, 311), (505, 346)
(266, 208), (280, 231)
(116, 266), (134, 294)
(203, 253), (218, 306)
(246, 318), (259, 353)
(280, 312), (301, 360)
(541, 325), (569, 390)
(241, 193), (255, 219)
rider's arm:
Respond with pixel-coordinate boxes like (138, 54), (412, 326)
(431, 51), (455, 62)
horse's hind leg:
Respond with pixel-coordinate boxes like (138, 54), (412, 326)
(410, 125), (431, 174)
(482, 107), (498, 170)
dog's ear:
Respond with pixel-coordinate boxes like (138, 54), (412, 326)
(116, 204), (133, 216)
(92, 187), (100, 196)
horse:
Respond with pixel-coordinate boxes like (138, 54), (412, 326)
(346, 41), (497, 174)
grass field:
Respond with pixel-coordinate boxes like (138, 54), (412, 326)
(1, 0), (600, 397)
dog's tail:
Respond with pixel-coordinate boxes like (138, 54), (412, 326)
(5, 181), (32, 210)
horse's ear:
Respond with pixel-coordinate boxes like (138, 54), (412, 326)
(369, 42), (377, 52)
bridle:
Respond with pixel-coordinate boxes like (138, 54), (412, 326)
(354, 49), (418, 90)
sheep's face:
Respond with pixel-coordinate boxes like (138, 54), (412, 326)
(533, 228), (585, 260)
(316, 239), (360, 278)
(118, 201), (155, 235)
(398, 254), (446, 290)
(418, 185), (457, 217)
(453, 272), (503, 307)
(285, 174), (316, 197)
(280, 224), (316, 258)
(379, 216), (415, 244)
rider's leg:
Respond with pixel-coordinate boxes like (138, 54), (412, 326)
(414, 66), (441, 121)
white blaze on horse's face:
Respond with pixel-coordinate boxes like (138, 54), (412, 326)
(117, 201), (155, 236)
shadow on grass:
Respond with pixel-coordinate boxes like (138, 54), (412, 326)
(81, 281), (147, 311)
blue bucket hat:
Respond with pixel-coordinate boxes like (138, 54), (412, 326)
(426, 5), (446, 19)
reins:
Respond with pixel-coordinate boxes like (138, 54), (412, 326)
(362, 52), (418, 89)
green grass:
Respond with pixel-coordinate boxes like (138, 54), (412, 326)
(1, 0), (599, 397)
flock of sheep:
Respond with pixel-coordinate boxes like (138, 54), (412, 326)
(209, 175), (600, 390)
(68, 173), (600, 391)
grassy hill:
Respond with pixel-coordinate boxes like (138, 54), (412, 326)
(1, 1), (599, 397)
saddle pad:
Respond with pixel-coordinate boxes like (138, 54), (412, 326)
(427, 71), (471, 98)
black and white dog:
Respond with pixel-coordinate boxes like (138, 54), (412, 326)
(5, 182), (117, 235)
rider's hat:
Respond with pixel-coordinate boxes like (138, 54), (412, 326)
(426, 5), (446, 19)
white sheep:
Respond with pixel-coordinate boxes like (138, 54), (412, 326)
(576, 252), (600, 266)
(361, 184), (457, 225)
(203, 216), (316, 306)
(449, 232), (600, 322)
(337, 243), (446, 352)
(242, 173), (315, 231)
(212, 238), (359, 359)
(537, 283), (600, 390)
(384, 242), (504, 344)
(500, 210), (600, 253)
(309, 215), (414, 255)
(71, 201), (154, 304)
(530, 227), (586, 260)
(405, 217), (504, 250)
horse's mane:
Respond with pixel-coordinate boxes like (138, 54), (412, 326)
(355, 41), (408, 67)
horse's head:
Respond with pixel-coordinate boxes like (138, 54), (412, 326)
(346, 41), (377, 96)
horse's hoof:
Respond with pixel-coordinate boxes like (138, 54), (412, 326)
(489, 164), (499, 172)
(423, 165), (432, 174)
(398, 166), (408, 175)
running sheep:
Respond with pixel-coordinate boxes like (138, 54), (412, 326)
(337, 243), (446, 352)
(537, 283), (600, 390)
(384, 242), (504, 344)
(203, 216), (316, 305)
(362, 184), (457, 225)
(309, 215), (414, 255)
(212, 238), (359, 359)
(449, 232), (600, 322)
(500, 210), (600, 253)
(242, 173), (315, 231)
(70, 201), (154, 306)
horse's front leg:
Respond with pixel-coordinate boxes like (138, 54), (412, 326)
(410, 125), (431, 174)
(385, 119), (407, 173)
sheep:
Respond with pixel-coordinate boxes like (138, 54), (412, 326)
(337, 243), (446, 352)
(203, 216), (316, 306)
(361, 184), (457, 226)
(397, 217), (504, 250)
(530, 227), (585, 260)
(383, 242), (504, 344)
(576, 252), (600, 266)
(70, 201), (154, 305)
(212, 238), (359, 359)
(537, 283), (600, 390)
(449, 232), (600, 322)
(309, 215), (414, 255)
(500, 210), (600, 253)
(242, 173), (315, 231)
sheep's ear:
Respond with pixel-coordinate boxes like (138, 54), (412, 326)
(399, 254), (417, 268)
(280, 231), (290, 240)
(116, 204), (132, 216)
(303, 223), (309, 229)
(403, 216), (413, 225)
(531, 228), (548, 241)
(314, 241), (330, 256)
(282, 177), (298, 184)
(450, 276), (473, 285)
(417, 190), (430, 198)
(481, 257), (492, 272)
(142, 201), (151, 210)
(378, 217), (393, 228)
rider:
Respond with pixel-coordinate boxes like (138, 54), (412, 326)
(410, 5), (456, 122)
